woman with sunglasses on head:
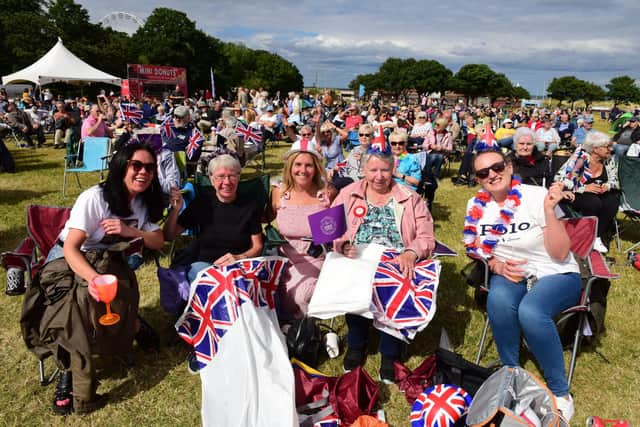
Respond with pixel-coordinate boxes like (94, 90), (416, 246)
(554, 131), (619, 253)
(22, 143), (165, 415)
(315, 120), (348, 172)
(464, 149), (581, 422)
(270, 143), (330, 319)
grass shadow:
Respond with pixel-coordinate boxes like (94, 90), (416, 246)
(1, 189), (56, 205)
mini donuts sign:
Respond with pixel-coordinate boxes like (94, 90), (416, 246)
(308, 204), (347, 245)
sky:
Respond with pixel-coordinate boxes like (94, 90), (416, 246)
(81, 0), (640, 96)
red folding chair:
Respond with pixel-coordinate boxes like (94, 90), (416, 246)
(1, 205), (71, 295)
(470, 216), (618, 388)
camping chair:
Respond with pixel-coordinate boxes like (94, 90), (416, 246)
(471, 216), (618, 388)
(432, 240), (457, 258)
(244, 139), (266, 172)
(0, 205), (71, 386)
(616, 155), (640, 252)
(62, 137), (110, 197)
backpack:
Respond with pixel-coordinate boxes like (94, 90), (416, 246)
(466, 366), (568, 427)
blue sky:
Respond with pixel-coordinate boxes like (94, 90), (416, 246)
(81, 0), (640, 95)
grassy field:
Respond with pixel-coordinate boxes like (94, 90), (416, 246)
(0, 122), (639, 426)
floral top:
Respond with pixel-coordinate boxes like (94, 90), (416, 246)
(353, 199), (404, 249)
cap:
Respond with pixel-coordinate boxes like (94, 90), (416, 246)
(629, 116), (640, 123)
(503, 118), (513, 124)
(173, 105), (190, 118)
(284, 138), (321, 161)
(265, 105), (274, 112)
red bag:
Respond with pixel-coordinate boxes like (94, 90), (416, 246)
(329, 367), (379, 425)
(394, 355), (437, 404)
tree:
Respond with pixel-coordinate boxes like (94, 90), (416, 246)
(606, 75), (640, 104)
(348, 73), (381, 95)
(449, 64), (499, 104)
(547, 76), (586, 106)
(412, 60), (452, 95)
(582, 82), (606, 108)
(512, 86), (531, 100)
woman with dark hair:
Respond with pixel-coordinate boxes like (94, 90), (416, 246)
(22, 143), (164, 416)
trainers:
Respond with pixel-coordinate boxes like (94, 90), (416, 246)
(379, 356), (397, 384)
(343, 346), (366, 372)
(187, 351), (201, 374)
(52, 371), (73, 416)
(555, 394), (574, 422)
(593, 237), (608, 253)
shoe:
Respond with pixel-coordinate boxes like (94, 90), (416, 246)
(379, 356), (397, 385)
(187, 351), (201, 374)
(135, 316), (160, 353)
(343, 346), (366, 372)
(593, 237), (608, 253)
(52, 371), (73, 416)
(73, 393), (108, 415)
(453, 177), (469, 186)
(555, 394), (574, 422)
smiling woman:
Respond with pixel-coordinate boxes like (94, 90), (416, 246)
(21, 143), (165, 416)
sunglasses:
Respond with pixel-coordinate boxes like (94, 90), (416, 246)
(300, 133), (312, 137)
(390, 141), (405, 146)
(475, 161), (506, 179)
(128, 160), (156, 173)
(359, 133), (372, 137)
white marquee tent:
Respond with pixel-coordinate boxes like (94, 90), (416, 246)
(2, 38), (121, 86)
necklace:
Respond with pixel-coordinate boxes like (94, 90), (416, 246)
(463, 176), (523, 258)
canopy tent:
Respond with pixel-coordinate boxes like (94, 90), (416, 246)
(2, 38), (121, 86)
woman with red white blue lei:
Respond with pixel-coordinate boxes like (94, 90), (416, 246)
(463, 149), (581, 422)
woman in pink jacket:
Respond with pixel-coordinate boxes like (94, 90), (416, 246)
(331, 150), (435, 383)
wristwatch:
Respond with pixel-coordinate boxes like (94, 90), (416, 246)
(401, 174), (406, 180)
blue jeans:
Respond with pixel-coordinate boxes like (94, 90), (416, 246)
(188, 261), (211, 283)
(424, 152), (445, 179)
(346, 314), (403, 358)
(535, 142), (558, 153)
(613, 143), (629, 162)
(497, 136), (514, 149)
(487, 272), (581, 396)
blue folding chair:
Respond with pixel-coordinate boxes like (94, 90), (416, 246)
(62, 137), (110, 197)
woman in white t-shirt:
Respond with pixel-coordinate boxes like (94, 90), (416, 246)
(24, 143), (165, 416)
(463, 150), (581, 422)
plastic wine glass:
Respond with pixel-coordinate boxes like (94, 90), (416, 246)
(94, 274), (120, 326)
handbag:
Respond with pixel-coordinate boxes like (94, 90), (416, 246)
(286, 316), (322, 367)
(155, 258), (190, 316)
(434, 348), (495, 397)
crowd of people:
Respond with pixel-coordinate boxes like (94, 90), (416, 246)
(4, 84), (639, 423)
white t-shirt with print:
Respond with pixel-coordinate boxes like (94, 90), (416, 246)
(465, 184), (579, 278)
(59, 185), (160, 251)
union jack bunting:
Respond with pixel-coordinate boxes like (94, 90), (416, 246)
(160, 116), (175, 141)
(335, 160), (348, 177)
(410, 384), (472, 427)
(119, 102), (144, 124)
(176, 257), (288, 370)
(234, 121), (263, 145)
(371, 249), (440, 341)
(370, 125), (388, 153)
(186, 128), (204, 159)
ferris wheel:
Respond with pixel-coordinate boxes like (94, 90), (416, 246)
(99, 11), (145, 35)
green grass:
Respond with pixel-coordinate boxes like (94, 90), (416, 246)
(1, 126), (639, 426)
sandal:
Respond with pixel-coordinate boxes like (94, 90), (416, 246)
(135, 316), (160, 353)
(52, 371), (73, 416)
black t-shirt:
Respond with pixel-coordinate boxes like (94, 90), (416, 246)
(177, 189), (262, 262)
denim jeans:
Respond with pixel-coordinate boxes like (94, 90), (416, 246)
(423, 152), (445, 179)
(613, 143), (629, 162)
(535, 142), (558, 153)
(188, 261), (212, 283)
(497, 136), (514, 149)
(346, 313), (403, 358)
(486, 272), (581, 396)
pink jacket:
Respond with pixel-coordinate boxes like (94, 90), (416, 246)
(422, 130), (452, 152)
(331, 179), (435, 259)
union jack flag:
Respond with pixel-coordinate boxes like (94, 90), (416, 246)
(410, 384), (472, 427)
(160, 116), (175, 141)
(119, 102), (144, 125)
(335, 160), (348, 177)
(234, 121), (263, 145)
(313, 415), (340, 427)
(371, 249), (440, 340)
(186, 128), (204, 160)
(371, 125), (388, 153)
(176, 257), (288, 370)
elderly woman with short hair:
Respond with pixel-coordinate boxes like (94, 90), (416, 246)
(389, 130), (421, 191)
(332, 150), (435, 383)
(164, 154), (263, 282)
(508, 127), (551, 187)
(555, 131), (619, 252)
(340, 123), (375, 182)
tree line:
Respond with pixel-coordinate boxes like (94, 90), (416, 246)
(349, 57), (640, 108)
(0, 0), (304, 96)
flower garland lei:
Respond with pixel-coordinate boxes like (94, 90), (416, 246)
(463, 175), (523, 258)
